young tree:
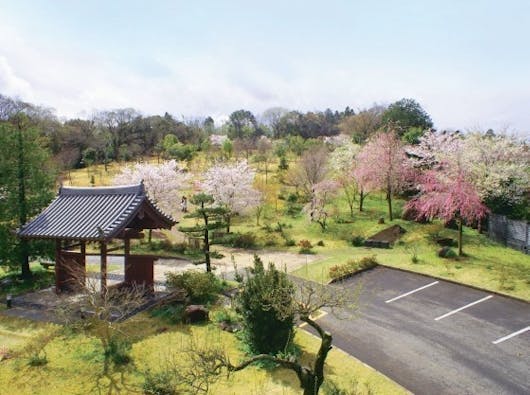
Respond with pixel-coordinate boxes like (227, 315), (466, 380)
(113, 159), (189, 216)
(0, 116), (55, 278)
(178, 194), (227, 272)
(355, 130), (413, 220)
(285, 146), (329, 196)
(201, 160), (262, 233)
(405, 169), (489, 255)
(304, 180), (340, 231)
(329, 142), (361, 217)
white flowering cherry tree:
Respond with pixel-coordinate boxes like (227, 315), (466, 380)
(113, 159), (189, 216)
(201, 160), (262, 233)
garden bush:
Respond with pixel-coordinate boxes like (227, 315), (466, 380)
(237, 255), (295, 354)
(143, 369), (178, 395)
(166, 271), (223, 304)
(438, 246), (457, 259)
(150, 304), (185, 324)
(329, 256), (378, 281)
(351, 235), (365, 247)
(298, 239), (314, 254)
(104, 336), (132, 365)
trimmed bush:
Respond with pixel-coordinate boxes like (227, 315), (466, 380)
(166, 271), (223, 304)
(329, 256), (378, 281)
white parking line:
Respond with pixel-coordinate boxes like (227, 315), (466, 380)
(434, 295), (493, 321)
(492, 326), (530, 345)
(385, 281), (439, 303)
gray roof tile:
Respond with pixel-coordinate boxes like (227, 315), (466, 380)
(18, 183), (175, 241)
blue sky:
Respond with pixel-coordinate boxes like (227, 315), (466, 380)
(0, 0), (529, 135)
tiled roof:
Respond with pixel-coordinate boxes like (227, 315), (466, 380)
(18, 183), (176, 241)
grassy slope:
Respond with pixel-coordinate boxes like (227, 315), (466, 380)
(0, 314), (407, 395)
(65, 158), (530, 300)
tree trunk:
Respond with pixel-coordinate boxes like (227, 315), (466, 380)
(225, 215), (231, 234)
(359, 188), (365, 212)
(386, 190), (393, 221)
(203, 203), (211, 272)
(458, 218), (463, 256)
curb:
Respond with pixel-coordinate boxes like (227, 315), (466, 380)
(377, 264), (530, 305)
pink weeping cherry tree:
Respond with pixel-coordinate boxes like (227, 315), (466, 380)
(405, 168), (489, 256)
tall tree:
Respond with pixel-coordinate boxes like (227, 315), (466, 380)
(227, 109), (259, 139)
(338, 106), (384, 144)
(355, 130), (413, 220)
(382, 98), (433, 138)
(0, 116), (55, 277)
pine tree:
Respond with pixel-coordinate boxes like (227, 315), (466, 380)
(178, 193), (227, 272)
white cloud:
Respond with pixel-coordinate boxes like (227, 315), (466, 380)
(0, 56), (34, 100)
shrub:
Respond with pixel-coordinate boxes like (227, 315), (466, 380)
(284, 238), (296, 247)
(237, 255), (295, 354)
(316, 240), (325, 247)
(28, 354), (47, 367)
(143, 369), (178, 395)
(150, 304), (185, 324)
(298, 239), (314, 254)
(104, 336), (132, 365)
(329, 256), (378, 281)
(166, 271), (223, 304)
(438, 246), (457, 259)
(232, 233), (257, 248)
(351, 235), (365, 247)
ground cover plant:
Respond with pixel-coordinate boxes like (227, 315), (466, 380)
(0, 311), (407, 394)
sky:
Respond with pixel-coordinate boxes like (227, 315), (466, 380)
(0, 0), (529, 136)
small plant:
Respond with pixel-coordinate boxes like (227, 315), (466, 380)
(166, 270), (224, 304)
(143, 369), (178, 395)
(438, 246), (457, 259)
(351, 235), (365, 247)
(150, 304), (185, 324)
(28, 353), (47, 367)
(316, 240), (325, 247)
(406, 244), (420, 264)
(104, 336), (132, 365)
(298, 239), (314, 254)
(285, 238), (296, 247)
(0, 345), (11, 362)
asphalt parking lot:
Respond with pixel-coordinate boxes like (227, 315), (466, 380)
(315, 266), (530, 395)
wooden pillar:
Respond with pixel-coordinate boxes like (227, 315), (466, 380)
(100, 241), (107, 295)
(55, 240), (62, 294)
(124, 237), (130, 287)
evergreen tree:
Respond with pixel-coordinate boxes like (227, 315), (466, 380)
(0, 116), (56, 277)
(237, 255), (295, 354)
(178, 194), (227, 272)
